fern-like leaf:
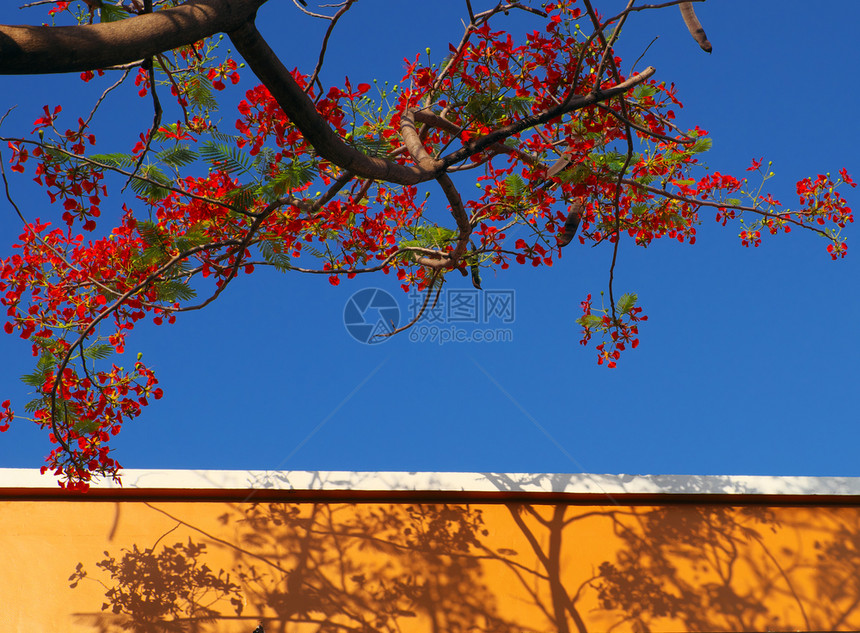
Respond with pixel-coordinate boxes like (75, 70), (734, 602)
(260, 160), (315, 198)
(259, 240), (293, 272)
(89, 152), (136, 170)
(505, 174), (525, 198)
(99, 4), (127, 23)
(154, 280), (197, 302)
(185, 75), (218, 110)
(616, 293), (638, 315)
(158, 145), (198, 168)
(129, 164), (171, 201)
(173, 223), (211, 253)
(200, 141), (253, 176)
(136, 221), (171, 266)
(82, 344), (114, 360)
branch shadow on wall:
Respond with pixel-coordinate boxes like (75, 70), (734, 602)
(69, 531), (244, 633)
(594, 504), (860, 632)
(223, 501), (522, 633)
(485, 473), (860, 632)
(69, 473), (860, 633)
(70, 501), (524, 633)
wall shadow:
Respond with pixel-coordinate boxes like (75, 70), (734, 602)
(68, 486), (860, 632)
(72, 501), (523, 633)
(592, 504), (860, 632)
(227, 502), (522, 633)
(70, 532), (244, 633)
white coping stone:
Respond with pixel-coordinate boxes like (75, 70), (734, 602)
(1, 468), (860, 496)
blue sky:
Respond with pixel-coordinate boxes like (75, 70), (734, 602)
(0, 1), (857, 478)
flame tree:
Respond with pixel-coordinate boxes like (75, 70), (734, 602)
(0, 0), (853, 487)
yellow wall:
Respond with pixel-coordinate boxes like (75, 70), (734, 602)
(3, 498), (860, 632)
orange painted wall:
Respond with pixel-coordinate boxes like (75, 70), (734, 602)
(3, 498), (860, 632)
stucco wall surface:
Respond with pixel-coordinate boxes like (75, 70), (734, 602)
(3, 494), (860, 633)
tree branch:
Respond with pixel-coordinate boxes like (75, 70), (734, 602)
(0, 0), (268, 74)
(227, 19), (435, 185)
(441, 67), (656, 169)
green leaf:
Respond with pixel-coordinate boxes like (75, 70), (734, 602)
(464, 92), (532, 125)
(505, 173), (525, 198)
(209, 130), (244, 144)
(157, 145), (198, 169)
(83, 344), (114, 361)
(557, 164), (590, 185)
(73, 418), (100, 435)
(692, 137), (712, 154)
(502, 95), (534, 118)
(42, 146), (73, 164)
(34, 347), (58, 369)
(413, 225), (458, 247)
(576, 314), (603, 329)
(616, 292), (638, 315)
(253, 147), (277, 176)
(200, 141), (253, 176)
(262, 160), (315, 197)
(399, 224), (458, 261)
(136, 221), (171, 266)
(633, 84), (657, 100)
(184, 75), (217, 110)
(301, 242), (327, 259)
(348, 134), (390, 157)
(138, 221), (169, 250)
(21, 371), (46, 388)
(223, 186), (256, 212)
(52, 400), (78, 425)
(99, 3), (126, 23)
(173, 223), (211, 252)
(153, 280), (197, 302)
(591, 151), (627, 173)
(138, 247), (166, 267)
(89, 152), (136, 170)
(129, 164), (171, 201)
(259, 240), (293, 272)
(24, 398), (45, 413)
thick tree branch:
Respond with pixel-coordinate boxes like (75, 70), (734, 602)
(412, 110), (540, 165)
(399, 109), (443, 172)
(0, 0), (268, 74)
(0, 2), (654, 189)
(437, 173), (471, 263)
(227, 20), (435, 185)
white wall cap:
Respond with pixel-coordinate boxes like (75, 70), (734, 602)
(2, 468), (860, 496)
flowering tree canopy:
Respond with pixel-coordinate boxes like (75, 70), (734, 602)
(0, 0), (854, 488)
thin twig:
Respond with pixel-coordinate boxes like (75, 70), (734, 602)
(0, 136), (251, 215)
(306, 0), (357, 92)
(375, 270), (441, 339)
(620, 178), (831, 237)
(81, 69), (132, 130)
